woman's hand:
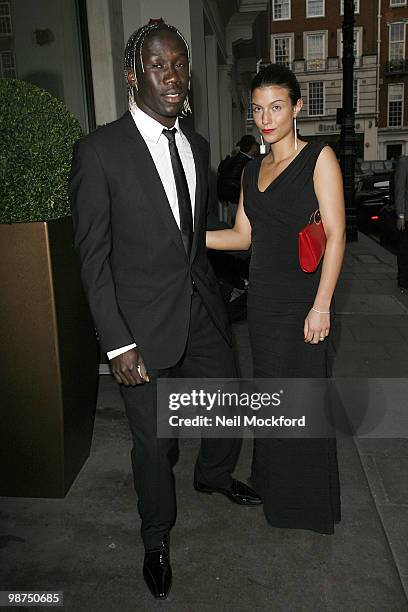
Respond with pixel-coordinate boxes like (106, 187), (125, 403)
(304, 309), (330, 344)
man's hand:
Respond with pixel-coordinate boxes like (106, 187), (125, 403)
(110, 348), (149, 386)
(397, 217), (406, 231)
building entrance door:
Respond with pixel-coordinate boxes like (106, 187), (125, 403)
(387, 144), (402, 160)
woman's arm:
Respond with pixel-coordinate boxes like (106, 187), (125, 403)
(304, 146), (346, 344)
(206, 179), (252, 251)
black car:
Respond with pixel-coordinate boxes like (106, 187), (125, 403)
(355, 172), (393, 233)
(356, 159), (397, 178)
(378, 200), (399, 249)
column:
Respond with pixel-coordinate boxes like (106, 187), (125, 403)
(87, 0), (126, 125)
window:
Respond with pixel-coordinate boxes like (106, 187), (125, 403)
(273, 0), (290, 20)
(307, 0), (325, 17)
(390, 0), (407, 6)
(337, 27), (362, 58)
(308, 81), (324, 116)
(388, 83), (404, 127)
(0, 50), (16, 77)
(389, 23), (406, 61)
(305, 32), (326, 70)
(272, 35), (293, 66)
(247, 92), (254, 126)
(0, 2), (12, 35)
(340, 0), (360, 13)
(340, 79), (359, 112)
(354, 79), (359, 113)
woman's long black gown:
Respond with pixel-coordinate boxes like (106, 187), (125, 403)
(243, 141), (341, 534)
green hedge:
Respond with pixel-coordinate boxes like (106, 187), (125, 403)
(0, 79), (83, 223)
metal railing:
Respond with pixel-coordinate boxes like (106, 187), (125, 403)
(385, 59), (408, 75)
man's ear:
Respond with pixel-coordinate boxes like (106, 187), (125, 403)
(127, 69), (136, 87)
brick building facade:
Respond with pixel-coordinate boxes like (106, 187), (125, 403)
(266, 0), (408, 160)
(379, 0), (408, 159)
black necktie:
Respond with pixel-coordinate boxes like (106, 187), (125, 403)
(162, 128), (193, 257)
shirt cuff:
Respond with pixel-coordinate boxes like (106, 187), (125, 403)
(107, 343), (137, 360)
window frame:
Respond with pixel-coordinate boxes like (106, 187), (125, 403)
(304, 30), (327, 70)
(341, 78), (359, 113)
(340, 0), (360, 14)
(389, 22), (406, 62)
(306, 0), (325, 18)
(272, 0), (291, 21)
(390, 0), (407, 7)
(271, 33), (294, 66)
(387, 82), (404, 127)
(0, 1), (12, 36)
(354, 78), (359, 114)
(0, 49), (16, 77)
(337, 26), (363, 59)
(308, 80), (325, 117)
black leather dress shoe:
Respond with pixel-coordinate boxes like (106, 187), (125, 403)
(143, 535), (172, 599)
(194, 478), (262, 505)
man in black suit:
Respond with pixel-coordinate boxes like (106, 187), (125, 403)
(69, 21), (260, 600)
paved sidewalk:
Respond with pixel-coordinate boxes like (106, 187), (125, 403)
(330, 232), (408, 599)
(1, 233), (408, 611)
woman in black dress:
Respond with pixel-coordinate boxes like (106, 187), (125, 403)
(206, 64), (345, 534)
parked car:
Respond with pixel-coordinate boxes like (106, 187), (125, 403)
(356, 159), (397, 177)
(355, 172), (393, 233)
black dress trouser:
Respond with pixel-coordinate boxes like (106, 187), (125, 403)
(120, 290), (241, 548)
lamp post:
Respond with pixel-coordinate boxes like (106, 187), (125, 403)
(340, 0), (358, 241)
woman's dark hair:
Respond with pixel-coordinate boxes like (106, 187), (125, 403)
(251, 63), (301, 106)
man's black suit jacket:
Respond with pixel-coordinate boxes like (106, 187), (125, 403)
(69, 111), (231, 369)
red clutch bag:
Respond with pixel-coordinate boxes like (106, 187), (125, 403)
(298, 210), (327, 273)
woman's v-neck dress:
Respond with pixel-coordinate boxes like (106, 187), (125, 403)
(242, 141), (341, 534)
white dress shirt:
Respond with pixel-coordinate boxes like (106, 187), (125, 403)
(107, 106), (197, 360)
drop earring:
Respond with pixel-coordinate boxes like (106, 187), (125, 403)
(181, 93), (192, 117)
(128, 87), (138, 112)
(260, 134), (267, 155)
(294, 115), (298, 151)
(181, 78), (193, 117)
(125, 70), (138, 112)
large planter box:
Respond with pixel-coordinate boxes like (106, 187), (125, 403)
(0, 217), (98, 498)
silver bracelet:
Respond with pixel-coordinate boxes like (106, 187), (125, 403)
(312, 307), (330, 315)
